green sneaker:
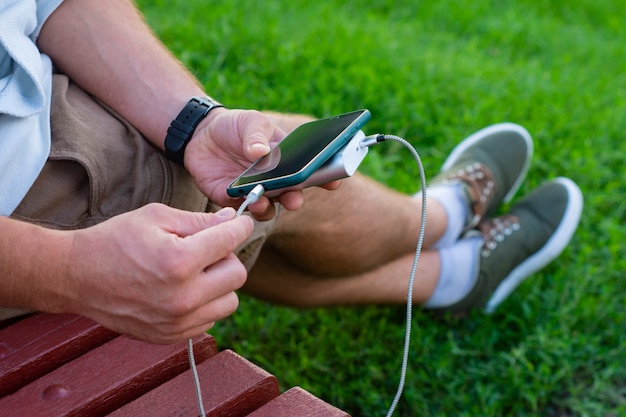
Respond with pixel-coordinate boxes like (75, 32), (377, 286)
(430, 123), (533, 230)
(445, 177), (584, 314)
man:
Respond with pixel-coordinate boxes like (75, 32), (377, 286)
(0, 0), (583, 344)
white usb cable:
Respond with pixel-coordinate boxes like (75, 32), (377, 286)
(189, 138), (426, 417)
(361, 134), (427, 417)
(189, 184), (266, 417)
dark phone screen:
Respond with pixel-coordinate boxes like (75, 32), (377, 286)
(232, 110), (365, 186)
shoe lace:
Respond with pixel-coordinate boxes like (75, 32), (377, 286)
(476, 214), (521, 257)
(446, 163), (496, 230)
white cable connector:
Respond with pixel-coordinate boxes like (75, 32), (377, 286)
(245, 184), (266, 204)
(360, 133), (386, 148)
(236, 184), (266, 216)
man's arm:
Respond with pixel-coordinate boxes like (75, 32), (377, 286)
(36, 0), (307, 216)
(0, 206), (253, 344)
(37, 0), (207, 149)
(0, 216), (73, 315)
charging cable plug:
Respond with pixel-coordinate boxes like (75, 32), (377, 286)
(236, 184), (266, 216)
(245, 184), (266, 204)
(360, 133), (386, 148)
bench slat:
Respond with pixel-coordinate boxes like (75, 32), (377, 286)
(0, 313), (352, 416)
(247, 386), (351, 417)
(108, 349), (279, 417)
(0, 334), (216, 417)
(0, 313), (117, 396)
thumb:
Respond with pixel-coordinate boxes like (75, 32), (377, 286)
(165, 207), (239, 237)
(240, 111), (285, 161)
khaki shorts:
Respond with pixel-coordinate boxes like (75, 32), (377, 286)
(5, 75), (277, 320)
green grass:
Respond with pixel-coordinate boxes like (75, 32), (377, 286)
(137, 1), (626, 415)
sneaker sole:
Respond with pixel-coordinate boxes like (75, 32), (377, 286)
(441, 123), (534, 204)
(484, 177), (584, 313)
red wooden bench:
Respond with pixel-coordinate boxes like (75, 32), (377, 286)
(0, 312), (350, 416)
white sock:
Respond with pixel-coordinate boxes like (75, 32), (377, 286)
(426, 182), (469, 248)
(423, 236), (482, 308)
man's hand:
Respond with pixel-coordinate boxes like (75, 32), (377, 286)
(184, 109), (309, 220)
(63, 204), (253, 344)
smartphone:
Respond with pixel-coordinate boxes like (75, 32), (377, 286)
(227, 109), (371, 197)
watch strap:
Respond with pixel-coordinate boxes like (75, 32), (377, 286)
(164, 96), (224, 165)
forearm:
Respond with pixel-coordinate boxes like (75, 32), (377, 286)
(0, 217), (74, 314)
(37, 0), (207, 149)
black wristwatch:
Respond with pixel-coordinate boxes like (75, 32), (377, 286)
(164, 96), (224, 165)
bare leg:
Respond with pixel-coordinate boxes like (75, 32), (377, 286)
(244, 173), (448, 306)
(245, 243), (441, 307)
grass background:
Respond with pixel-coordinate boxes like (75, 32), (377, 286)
(137, 1), (626, 415)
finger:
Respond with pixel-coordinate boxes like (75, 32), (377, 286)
(157, 252), (246, 320)
(239, 111), (286, 161)
(158, 291), (240, 343)
(276, 191), (304, 211)
(319, 179), (343, 190)
(247, 191), (303, 216)
(185, 291), (240, 332)
(246, 197), (276, 221)
(173, 322), (216, 343)
(199, 253), (248, 300)
(183, 215), (254, 270)
(146, 320), (216, 345)
(159, 258), (245, 341)
(154, 204), (239, 237)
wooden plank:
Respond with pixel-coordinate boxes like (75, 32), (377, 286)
(107, 349), (279, 417)
(247, 386), (351, 417)
(0, 313), (28, 330)
(0, 334), (217, 417)
(0, 313), (117, 396)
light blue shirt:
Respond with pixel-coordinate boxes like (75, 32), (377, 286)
(0, 0), (64, 216)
